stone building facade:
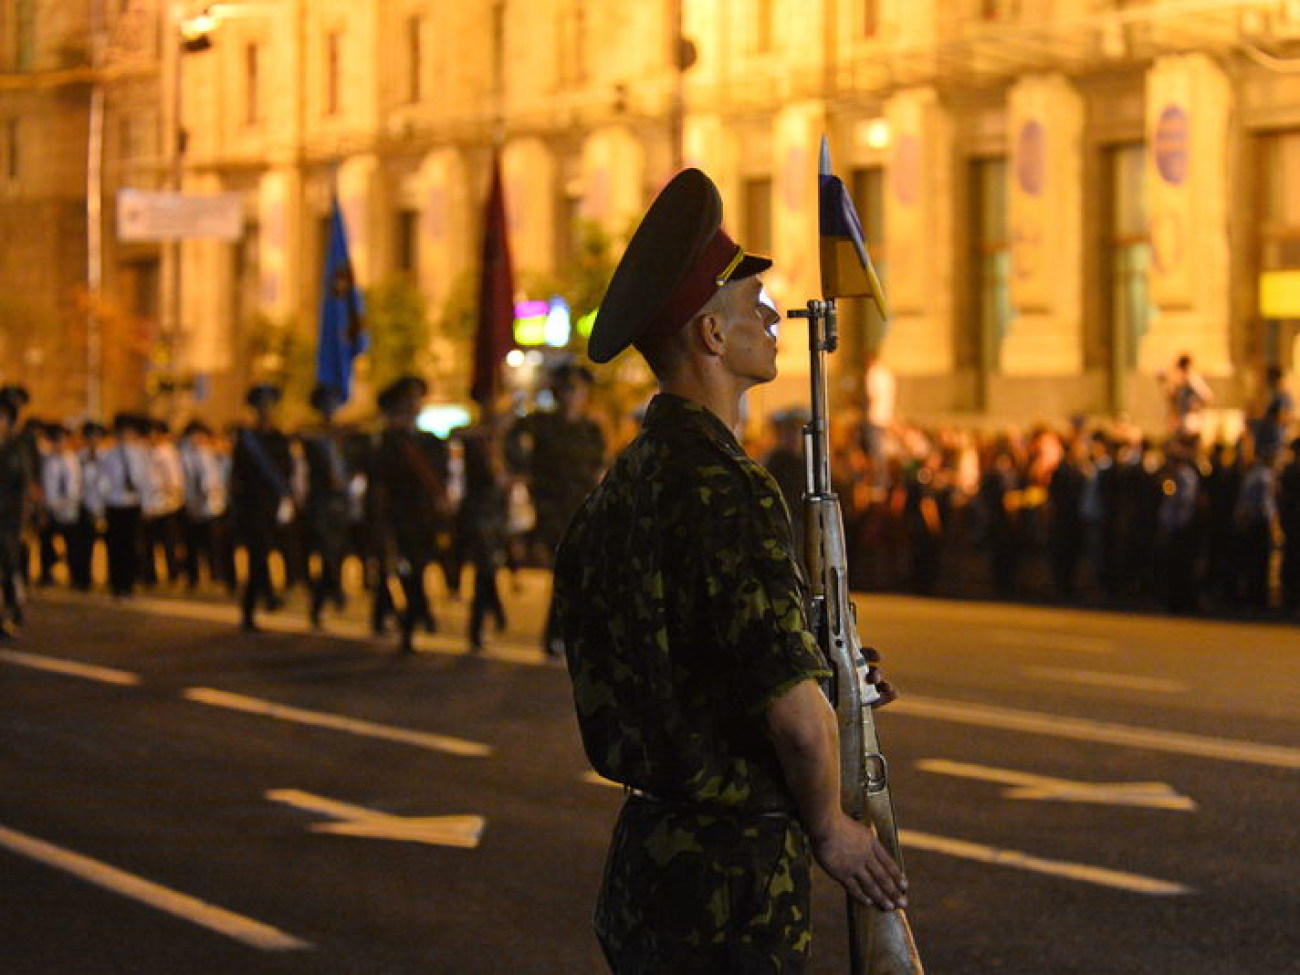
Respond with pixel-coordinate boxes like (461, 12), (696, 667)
(3, 0), (1300, 435)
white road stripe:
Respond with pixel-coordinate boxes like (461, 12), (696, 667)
(987, 630), (1115, 654)
(890, 695), (1300, 769)
(0, 824), (312, 951)
(183, 687), (493, 757)
(900, 829), (1192, 895)
(1022, 666), (1189, 694)
(0, 649), (141, 686)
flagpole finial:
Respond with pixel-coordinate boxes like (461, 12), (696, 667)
(819, 135), (832, 177)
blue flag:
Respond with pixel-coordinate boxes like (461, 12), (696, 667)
(817, 137), (888, 317)
(316, 197), (368, 403)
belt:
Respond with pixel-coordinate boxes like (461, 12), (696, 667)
(625, 787), (794, 821)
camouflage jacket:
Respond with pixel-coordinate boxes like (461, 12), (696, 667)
(553, 393), (829, 814)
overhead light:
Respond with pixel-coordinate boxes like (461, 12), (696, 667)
(179, 13), (217, 52)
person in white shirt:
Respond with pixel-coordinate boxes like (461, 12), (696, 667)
(179, 420), (228, 589)
(70, 420), (108, 590)
(39, 425), (82, 586)
(142, 419), (185, 585)
(100, 413), (152, 597)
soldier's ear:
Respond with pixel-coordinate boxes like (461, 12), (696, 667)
(692, 310), (728, 358)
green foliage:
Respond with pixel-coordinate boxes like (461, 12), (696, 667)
(245, 312), (314, 426)
(364, 276), (434, 393)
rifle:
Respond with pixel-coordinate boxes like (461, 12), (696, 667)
(788, 139), (923, 975)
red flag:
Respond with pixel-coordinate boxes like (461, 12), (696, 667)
(471, 154), (516, 408)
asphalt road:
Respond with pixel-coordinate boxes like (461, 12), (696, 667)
(3, 577), (1298, 974)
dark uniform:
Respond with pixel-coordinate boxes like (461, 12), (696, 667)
(301, 385), (353, 627)
(553, 395), (830, 973)
(369, 377), (450, 652)
(0, 398), (31, 636)
(508, 407), (604, 556)
(454, 422), (509, 650)
(230, 385), (293, 631)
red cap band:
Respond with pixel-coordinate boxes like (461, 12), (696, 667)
(641, 229), (743, 347)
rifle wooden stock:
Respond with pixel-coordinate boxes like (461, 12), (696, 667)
(793, 299), (923, 975)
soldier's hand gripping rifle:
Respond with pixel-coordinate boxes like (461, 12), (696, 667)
(788, 137), (923, 975)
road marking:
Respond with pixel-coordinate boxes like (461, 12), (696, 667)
(987, 630), (1115, 654)
(183, 687), (492, 757)
(0, 824), (312, 951)
(900, 829), (1192, 895)
(267, 790), (485, 849)
(1022, 666), (1189, 694)
(0, 649), (140, 686)
(71, 591), (548, 665)
(890, 695), (1300, 770)
(916, 759), (1197, 811)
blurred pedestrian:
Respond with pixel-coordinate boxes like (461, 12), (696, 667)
(1233, 441), (1278, 613)
(507, 362), (605, 655)
(230, 384), (294, 632)
(369, 376), (450, 653)
(100, 413), (150, 598)
(0, 396), (30, 638)
(1156, 435), (1202, 614)
(1160, 353), (1213, 440)
(301, 384), (353, 629)
(39, 424), (81, 587)
(179, 420), (227, 590)
(1047, 436), (1087, 600)
(1279, 438), (1300, 618)
(70, 421), (108, 591)
(1249, 364), (1294, 463)
(455, 409), (511, 651)
(142, 420), (184, 585)
(762, 407), (808, 564)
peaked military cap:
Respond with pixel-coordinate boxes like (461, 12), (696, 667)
(245, 383), (282, 408)
(588, 168), (771, 364)
(310, 383), (343, 414)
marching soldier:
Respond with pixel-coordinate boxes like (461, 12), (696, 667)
(230, 384), (293, 632)
(369, 376), (450, 653)
(301, 384), (353, 629)
(507, 362), (606, 654)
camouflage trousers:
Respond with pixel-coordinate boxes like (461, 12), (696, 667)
(595, 795), (813, 974)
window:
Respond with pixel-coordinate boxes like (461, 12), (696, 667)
(980, 0), (1019, 21)
(491, 1), (506, 95)
(13, 0), (35, 71)
(325, 31), (341, 116)
(971, 157), (1010, 400)
(1261, 130), (1300, 272)
(3, 118), (18, 181)
(395, 208), (420, 277)
(754, 0), (775, 54)
(1103, 144), (1150, 388)
(405, 15), (423, 103)
(244, 42), (262, 126)
(557, 2), (587, 87)
(862, 0), (880, 37)
(742, 177), (773, 256)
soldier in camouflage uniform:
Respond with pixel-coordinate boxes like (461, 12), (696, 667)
(552, 169), (905, 974)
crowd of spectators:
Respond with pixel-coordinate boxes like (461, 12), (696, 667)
(754, 359), (1300, 622)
